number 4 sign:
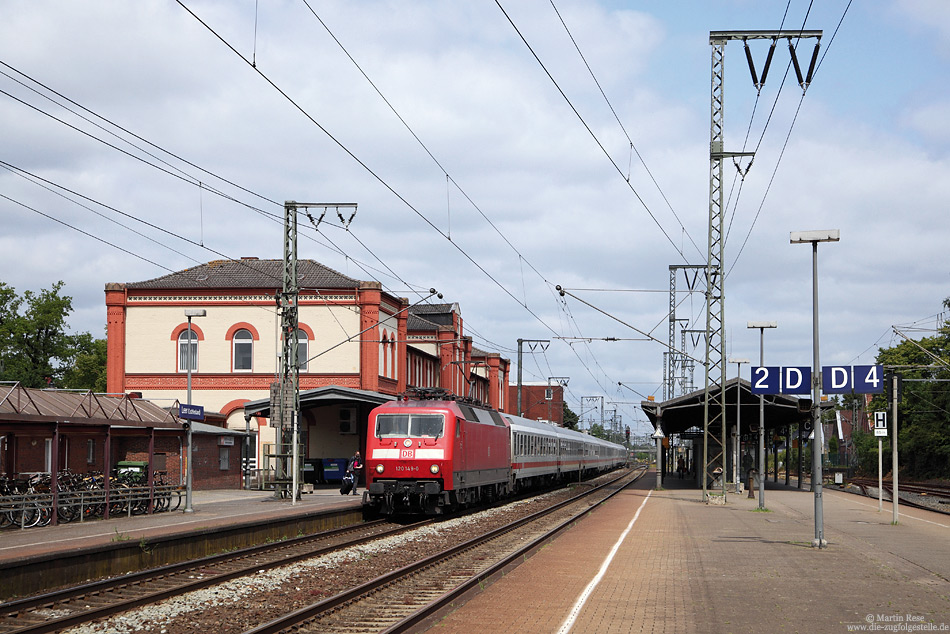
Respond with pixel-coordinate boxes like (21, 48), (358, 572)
(752, 364), (884, 395)
(822, 365), (884, 394)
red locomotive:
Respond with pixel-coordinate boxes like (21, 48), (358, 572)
(363, 390), (626, 517)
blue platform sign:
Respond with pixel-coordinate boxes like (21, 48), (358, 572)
(822, 366), (852, 394)
(751, 366), (780, 394)
(781, 366), (811, 394)
(179, 403), (205, 421)
(750, 366), (811, 395)
(822, 365), (884, 394)
(854, 365), (885, 394)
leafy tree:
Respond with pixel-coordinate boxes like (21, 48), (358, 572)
(587, 422), (609, 440)
(859, 297), (950, 479)
(62, 333), (108, 392)
(0, 281), (105, 390)
(851, 426), (881, 476)
(562, 402), (579, 430)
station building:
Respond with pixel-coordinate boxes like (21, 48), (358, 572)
(104, 258), (511, 483)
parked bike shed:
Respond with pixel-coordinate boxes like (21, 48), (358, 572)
(0, 383), (185, 525)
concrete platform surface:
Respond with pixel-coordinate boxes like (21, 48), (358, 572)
(0, 485), (362, 564)
(428, 474), (950, 634)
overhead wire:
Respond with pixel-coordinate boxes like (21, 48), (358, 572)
(0, 62), (284, 222)
(2, 13), (543, 395)
(178, 0), (707, 404)
(493, 0), (693, 261)
(176, 0), (563, 341)
(0, 55), (465, 340)
(0, 191), (174, 272)
(547, 0), (703, 260)
(296, 0), (574, 339)
(727, 0), (853, 275)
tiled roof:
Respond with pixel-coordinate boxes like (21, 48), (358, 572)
(123, 259), (362, 290)
(408, 313), (440, 332)
(410, 302), (459, 315)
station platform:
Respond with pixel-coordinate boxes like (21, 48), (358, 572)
(0, 485), (363, 566)
(430, 473), (950, 634)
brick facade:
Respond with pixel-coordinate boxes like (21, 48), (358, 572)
(104, 260), (512, 478)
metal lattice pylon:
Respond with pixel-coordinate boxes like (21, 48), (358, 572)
(701, 30), (822, 501)
(667, 265), (705, 401)
(275, 201), (300, 500)
(702, 36), (728, 502)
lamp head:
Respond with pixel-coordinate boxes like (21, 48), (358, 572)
(790, 229), (839, 243)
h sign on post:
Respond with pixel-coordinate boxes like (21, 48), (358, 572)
(873, 411), (887, 437)
(179, 403), (205, 421)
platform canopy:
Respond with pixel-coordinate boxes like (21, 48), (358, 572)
(242, 385), (396, 419)
(640, 378), (809, 437)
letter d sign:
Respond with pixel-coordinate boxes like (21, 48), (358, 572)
(781, 366), (811, 394)
(822, 366), (852, 394)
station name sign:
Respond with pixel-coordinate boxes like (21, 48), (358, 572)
(179, 403), (206, 421)
(751, 365), (884, 395)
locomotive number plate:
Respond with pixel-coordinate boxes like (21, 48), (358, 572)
(400, 449), (414, 459)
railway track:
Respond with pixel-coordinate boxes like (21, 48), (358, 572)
(849, 477), (950, 514)
(244, 466), (647, 634)
(0, 519), (429, 634)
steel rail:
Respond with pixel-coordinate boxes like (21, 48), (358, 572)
(244, 466), (647, 634)
(849, 477), (950, 514)
(0, 519), (429, 634)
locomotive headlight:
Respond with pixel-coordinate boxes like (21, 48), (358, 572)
(375, 463), (385, 474)
(429, 464), (440, 475)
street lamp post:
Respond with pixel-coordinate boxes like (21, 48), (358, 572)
(728, 358), (750, 494)
(747, 321), (777, 510)
(791, 229), (839, 549)
(183, 308), (206, 514)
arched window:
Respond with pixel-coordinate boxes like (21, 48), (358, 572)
(179, 330), (198, 372)
(233, 329), (253, 371)
(297, 329), (309, 372)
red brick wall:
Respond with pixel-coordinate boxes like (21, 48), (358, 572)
(113, 435), (183, 484)
(16, 437), (47, 473)
(507, 384), (564, 423)
(190, 435), (242, 489)
(8, 431), (241, 490)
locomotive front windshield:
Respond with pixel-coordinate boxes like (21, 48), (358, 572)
(375, 413), (445, 439)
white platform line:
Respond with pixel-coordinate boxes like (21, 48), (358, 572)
(558, 489), (652, 634)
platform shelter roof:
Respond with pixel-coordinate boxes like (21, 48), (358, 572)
(242, 385), (396, 419)
(640, 377), (809, 437)
(0, 383), (181, 431)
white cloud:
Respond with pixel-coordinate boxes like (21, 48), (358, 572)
(1, 1), (948, 431)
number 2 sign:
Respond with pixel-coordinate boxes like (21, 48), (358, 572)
(752, 365), (884, 395)
(751, 366), (811, 395)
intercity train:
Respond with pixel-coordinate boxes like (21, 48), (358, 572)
(362, 392), (627, 517)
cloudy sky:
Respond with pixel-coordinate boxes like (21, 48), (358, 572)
(2, 1), (948, 434)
